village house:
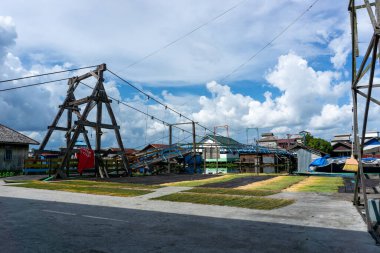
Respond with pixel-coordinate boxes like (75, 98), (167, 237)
(257, 133), (278, 148)
(198, 135), (241, 162)
(0, 124), (39, 171)
(197, 135), (241, 173)
(258, 132), (305, 149)
(288, 143), (326, 173)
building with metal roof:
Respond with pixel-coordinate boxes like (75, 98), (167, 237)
(0, 124), (39, 171)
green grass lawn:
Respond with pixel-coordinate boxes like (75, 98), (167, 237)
(54, 179), (161, 189)
(152, 192), (294, 210)
(9, 181), (153, 197)
(163, 173), (268, 187)
(286, 176), (344, 193)
(184, 187), (278, 196)
(239, 176), (306, 191)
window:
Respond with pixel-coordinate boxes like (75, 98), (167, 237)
(4, 149), (12, 161)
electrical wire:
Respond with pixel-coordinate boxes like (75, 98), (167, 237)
(0, 65), (97, 84)
(220, 0), (320, 81)
(80, 81), (205, 138)
(0, 78), (69, 92)
(107, 69), (215, 135)
(124, 0), (246, 70)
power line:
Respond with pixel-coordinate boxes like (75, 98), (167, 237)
(220, 0), (320, 81)
(80, 81), (204, 139)
(0, 65), (97, 84)
(0, 78), (69, 92)
(123, 0), (246, 70)
(132, 135), (169, 150)
(107, 69), (215, 135)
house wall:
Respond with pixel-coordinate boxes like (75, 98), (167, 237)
(200, 139), (239, 162)
(262, 154), (276, 173)
(240, 154), (260, 164)
(0, 144), (29, 171)
(258, 141), (277, 148)
(296, 149), (321, 173)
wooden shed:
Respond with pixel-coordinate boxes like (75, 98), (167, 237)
(0, 124), (39, 171)
(288, 144), (326, 173)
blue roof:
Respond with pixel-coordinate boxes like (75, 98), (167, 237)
(365, 138), (380, 146)
(75, 140), (87, 147)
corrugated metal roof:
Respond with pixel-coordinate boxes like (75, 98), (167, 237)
(202, 135), (241, 146)
(288, 143), (327, 156)
(0, 124), (39, 145)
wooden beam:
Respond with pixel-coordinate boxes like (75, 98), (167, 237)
(357, 88), (380, 106)
(75, 120), (119, 129)
(68, 96), (92, 106)
(364, 0), (378, 29)
(356, 83), (380, 88)
(354, 2), (376, 10)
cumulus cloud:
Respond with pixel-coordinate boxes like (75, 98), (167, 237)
(328, 27), (351, 69)
(0, 2), (362, 148)
(1, 0), (348, 84)
(0, 17), (353, 148)
(308, 104), (352, 130)
(0, 16), (16, 61)
(193, 52), (351, 140)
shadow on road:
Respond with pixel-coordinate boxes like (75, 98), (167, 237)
(0, 196), (378, 253)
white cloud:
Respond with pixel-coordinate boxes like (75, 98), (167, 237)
(1, 1), (348, 84)
(308, 104), (352, 130)
(193, 52), (351, 140)
(328, 25), (351, 69)
(0, 16), (17, 61)
(271, 126), (292, 134)
(0, 1), (366, 149)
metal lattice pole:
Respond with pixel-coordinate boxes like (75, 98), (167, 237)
(349, 0), (380, 242)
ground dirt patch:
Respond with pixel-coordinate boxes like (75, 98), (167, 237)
(161, 173), (258, 187)
(101, 174), (221, 185)
(201, 175), (275, 188)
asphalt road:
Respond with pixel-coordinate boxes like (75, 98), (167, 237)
(0, 195), (379, 253)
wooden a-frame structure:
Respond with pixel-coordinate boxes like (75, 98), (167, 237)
(38, 63), (130, 178)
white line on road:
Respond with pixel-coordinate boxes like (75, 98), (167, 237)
(82, 215), (129, 223)
(41, 209), (129, 223)
(42, 209), (77, 216)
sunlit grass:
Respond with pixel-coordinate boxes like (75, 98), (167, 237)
(285, 176), (344, 193)
(152, 192), (294, 210)
(9, 180), (153, 197)
(237, 176), (307, 191)
(184, 187), (278, 196)
(54, 179), (161, 189)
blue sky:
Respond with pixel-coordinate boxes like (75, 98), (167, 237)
(0, 0), (372, 149)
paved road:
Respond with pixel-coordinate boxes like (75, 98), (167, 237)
(0, 180), (378, 252)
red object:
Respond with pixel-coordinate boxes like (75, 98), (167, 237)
(77, 148), (94, 173)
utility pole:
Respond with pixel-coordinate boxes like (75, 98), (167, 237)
(168, 124), (172, 173)
(214, 125), (229, 174)
(192, 121), (196, 173)
(168, 121), (198, 173)
(246, 127), (259, 145)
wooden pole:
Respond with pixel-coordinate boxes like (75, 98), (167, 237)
(192, 121), (196, 174)
(168, 124), (172, 173)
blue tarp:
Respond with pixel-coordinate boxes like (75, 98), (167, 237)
(309, 155), (330, 167)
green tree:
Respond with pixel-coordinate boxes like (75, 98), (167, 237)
(304, 133), (332, 154)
